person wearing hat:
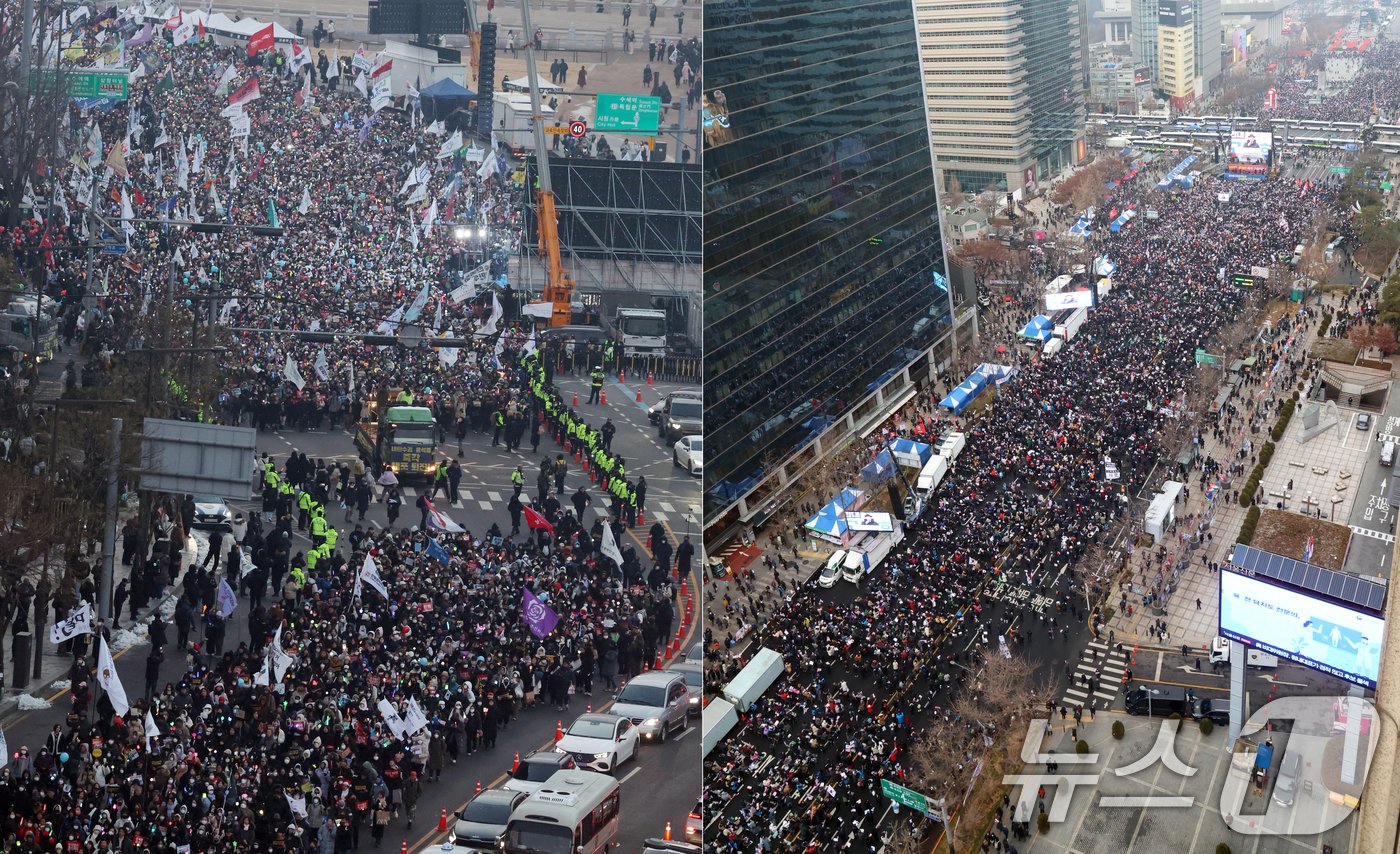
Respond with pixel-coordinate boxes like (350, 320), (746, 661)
(588, 365), (605, 404)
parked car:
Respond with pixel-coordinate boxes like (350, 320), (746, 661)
(683, 641), (704, 664)
(674, 435), (703, 476)
(191, 495), (233, 532)
(554, 713), (640, 774)
(685, 799), (702, 843)
(502, 750), (577, 794)
(452, 789), (528, 851)
(1358, 413), (1372, 431)
(1273, 751), (1302, 807)
(817, 551), (846, 588)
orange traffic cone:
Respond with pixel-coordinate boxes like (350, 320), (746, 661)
(586, 703), (592, 713)
(575, 447), (581, 463)
(512, 752), (521, 772)
(619, 369), (626, 383)
(572, 391), (578, 407)
(600, 390), (607, 405)
(636, 388), (642, 402)
(438, 808), (448, 832)
(654, 652), (663, 670)
(399, 842), (408, 854)
(475, 779), (482, 795)
(555, 720), (564, 742)
(680, 579), (688, 597)
(647, 371), (654, 385)
(638, 509), (645, 525)
(664, 820), (673, 841)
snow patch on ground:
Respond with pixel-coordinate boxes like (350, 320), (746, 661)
(17, 694), (52, 710)
(50, 679), (71, 691)
(110, 625), (150, 653)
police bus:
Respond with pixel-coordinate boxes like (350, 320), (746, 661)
(502, 770), (621, 854)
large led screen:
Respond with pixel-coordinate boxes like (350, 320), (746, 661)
(1219, 569), (1383, 688)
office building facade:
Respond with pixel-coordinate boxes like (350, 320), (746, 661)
(913, 0), (1086, 196)
(1158, 0), (1197, 107)
(703, 0), (974, 528)
(1193, 0), (1223, 93)
(1131, 0), (1160, 86)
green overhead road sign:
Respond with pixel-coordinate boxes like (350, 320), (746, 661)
(1195, 348), (1223, 365)
(881, 778), (930, 813)
(38, 69), (129, 101)
(593, 93), (661, 134)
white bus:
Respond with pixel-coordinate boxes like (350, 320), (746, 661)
(503, 770), (621, 854)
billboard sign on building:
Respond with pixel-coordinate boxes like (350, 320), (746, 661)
(1157, 0), (1192, 27)
(847, 512), (895, 532)
(1219, 568), (1384, 688)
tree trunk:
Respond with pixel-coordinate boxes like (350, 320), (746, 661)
(32, 576), (50, 680)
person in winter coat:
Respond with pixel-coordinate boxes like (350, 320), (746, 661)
(318, 815), (336, 854)
(427, 732), (446, 782)
(370, 795), (391, 847)
(401, 771), (422, 828)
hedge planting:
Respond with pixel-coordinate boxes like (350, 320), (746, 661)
(1237, 505), (1261, 545)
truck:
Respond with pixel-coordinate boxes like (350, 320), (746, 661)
(601, 307), (670, 359)
(721, 647), (784, 710)
(917, 454), (948, 493)
(841, 525), (905, 584)
(353, 404), (440, 482)
(0, 295), (59, 363)
(1209, 636), (1279, 668)
(1053, 307), (1087, 342)
(493, 91), (555, 155)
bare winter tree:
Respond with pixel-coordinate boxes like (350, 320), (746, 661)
(0, 0), (72, 229)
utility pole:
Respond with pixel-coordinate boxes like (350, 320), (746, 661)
(98, 417), (122, 626)
(17, 0), (35, 97)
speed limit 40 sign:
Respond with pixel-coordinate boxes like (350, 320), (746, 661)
(568, 120), (587, 137)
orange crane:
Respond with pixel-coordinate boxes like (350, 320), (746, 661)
(519, 0), (575, 327)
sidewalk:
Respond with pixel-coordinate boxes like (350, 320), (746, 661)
(0, 525), (213, 722)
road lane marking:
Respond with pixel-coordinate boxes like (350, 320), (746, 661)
(619, 766), (644, 784)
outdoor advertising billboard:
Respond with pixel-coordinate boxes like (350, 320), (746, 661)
(847, 511), (895, 532)
(1228, 130), (1272, 174)
(1219, 568), (1383, 688)
(1046, 290), (1095, 311)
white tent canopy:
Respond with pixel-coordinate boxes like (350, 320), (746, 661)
(134, 5), (303, 42)
(503, 76), (564, 93)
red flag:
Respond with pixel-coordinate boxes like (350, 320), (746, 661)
(522, 506), (554, 535)
(165, 10), (182, 28)
(370, 58), (392, 79)
(247, 22), (275, 56)
(197, 19), (206, 41)
(228, 76), (262, 106)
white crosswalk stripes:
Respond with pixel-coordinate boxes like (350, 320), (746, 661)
(1350, 525), (1396, 544)
(1059, 639), (1129, 711)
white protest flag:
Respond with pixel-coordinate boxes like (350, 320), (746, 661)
(328, 47), (340, 79)
(432, 294), (444, 333)
(421, 198), (439, 233)
(490, 334), (506, 370)
(376, 304), (405, 337)
(283, 354), (307, 390)
(522, 328), (537, 357)
(97, 636), (130, 717)
(448, 260), (492, 303)
(404, 280), (433, 323)
(216, 578), (238, 618)
(436, 130), (463, 160)
(285, 793), (308, 819)
(414, 162), (432, 185)
(438, 331), (459, 367)
(120, 188), (135, 235)
(174, 140), (189, 190)
(270, 624), (294, 683)
(154, 122), (170, 147)
(477, 150), (499, 180)
(298, 187), (311, 215)
(407, 222), (419, 251)
(50, 602), (94, 644)
(405, 183), (428, 205)
(359, 553), (390, 599)
(377, 698), (408, 739)
(404, 697), (430, 734)
(425, 120), (445, 136)
(480, 292), (503, 336)
(215, 63), (237, 96)
(353, 71), (367, 98)
(398, 167), (419, 196)
(601, 521), (624, 567)
(144, 708), (159, 749)
(0, 727), (7, 769)
(314, 349), (330, 381)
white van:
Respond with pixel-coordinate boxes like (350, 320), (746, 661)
(818, 550), (846, 587)
(1042, 337), (1064, 359)
(1382, 442), (1395, 467)
(503, 771), (620, 854)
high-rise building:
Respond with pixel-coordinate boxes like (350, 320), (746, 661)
(1193, 0), (1223, 94)
(1157, 0), (1197, 107)
(702, 0), (975, 527)
(1131, 0), (1160, 85)
(913, 0), (1087, 196)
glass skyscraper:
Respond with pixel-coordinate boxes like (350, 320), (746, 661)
(703, 0), (958, 523)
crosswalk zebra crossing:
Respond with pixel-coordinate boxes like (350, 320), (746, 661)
(1059, 639), (1130, 712)
(385, 490), (681, 523)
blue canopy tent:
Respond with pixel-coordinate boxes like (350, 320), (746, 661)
(861, 449), (897, 484)
(939, 372), (990, 414)
(1109, 209), (1137, 233)
(1019, 315), (1053, 342)
(805, 487), (867, 545)
(977, 363), (1018, 387)
(887, 437), (934, 468)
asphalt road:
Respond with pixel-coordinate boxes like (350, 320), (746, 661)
(1344, 398), (1400, 577)
(4, 376), (703, 853)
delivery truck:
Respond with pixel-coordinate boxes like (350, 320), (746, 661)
(721, 647), (784, 710)
(939, 432), (966, 463)
(842, 526), (904, 584)
(702, 698), (739, 757)
(917, 455), (949, 493)
(1053, 307), (1087, 342)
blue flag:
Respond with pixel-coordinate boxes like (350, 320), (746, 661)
(426, 537), (449, 566)
(521, 588), (559, 639)
(267, 198), (279, 229)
